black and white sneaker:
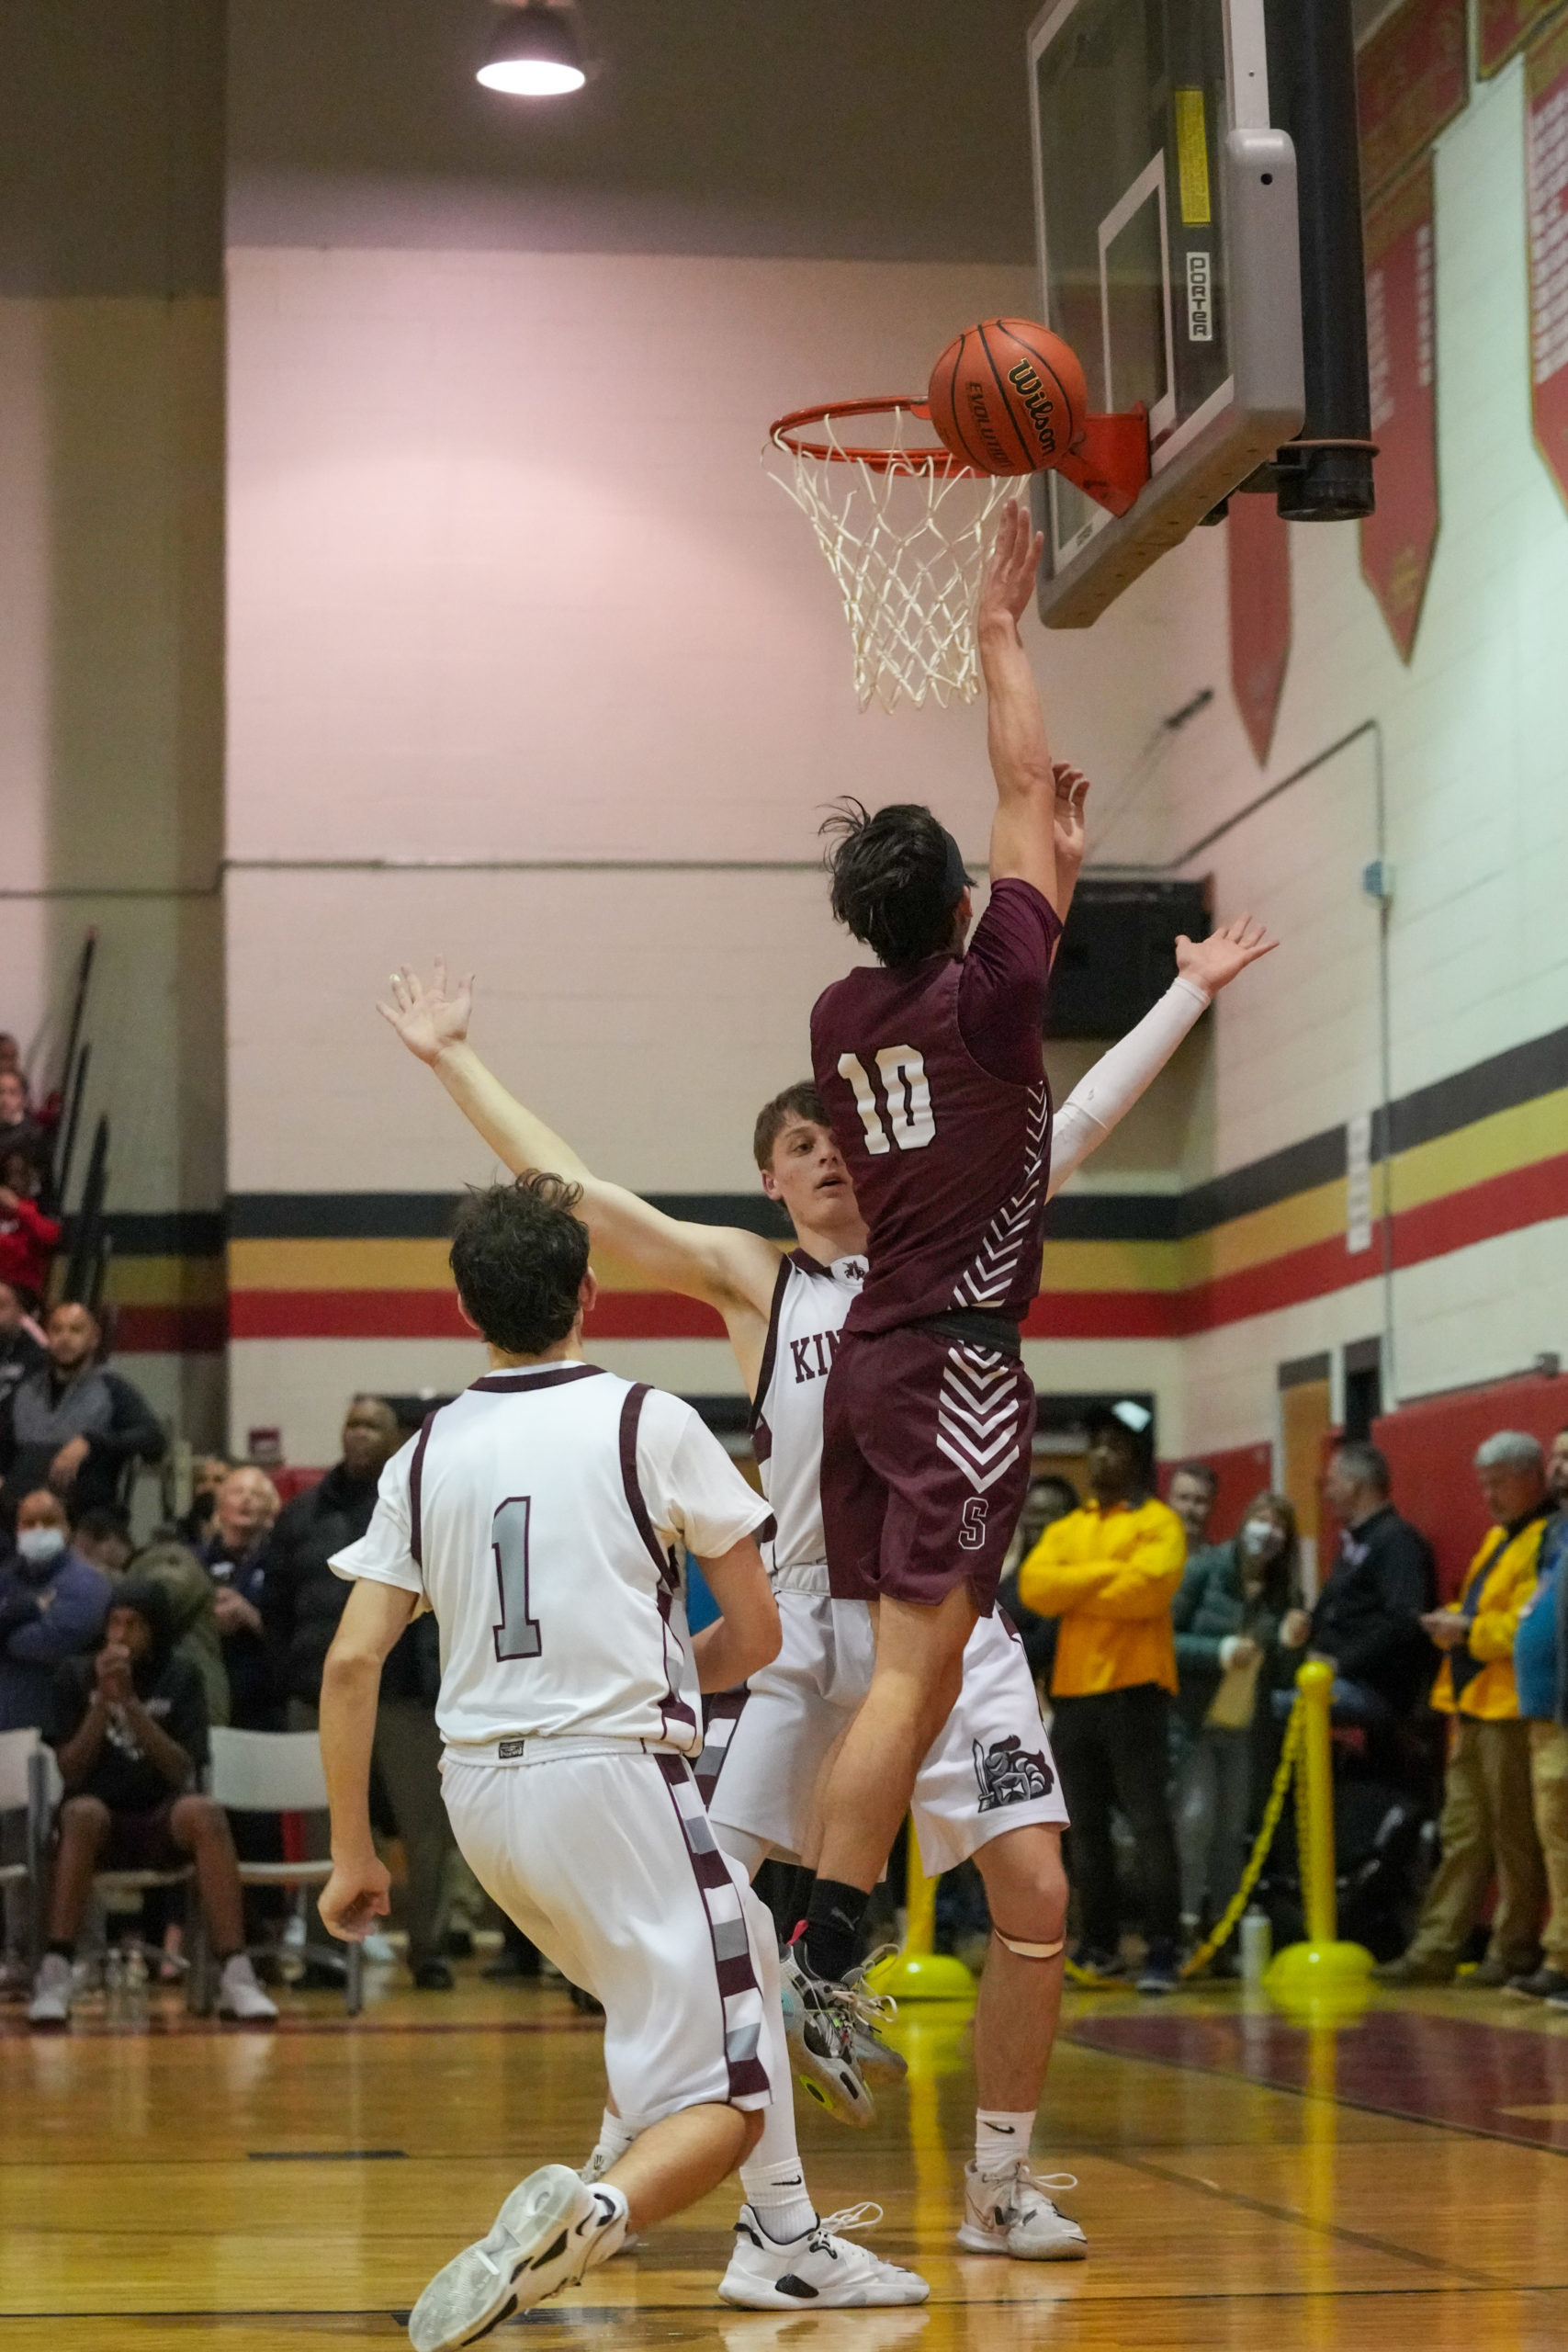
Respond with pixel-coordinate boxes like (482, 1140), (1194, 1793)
(407, 2164), (626, 2351)
(719, 2201), (929, 2307)
(779, 1940), (878, 2128)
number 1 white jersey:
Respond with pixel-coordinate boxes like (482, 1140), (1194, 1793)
(330, 1363), (772, 1757)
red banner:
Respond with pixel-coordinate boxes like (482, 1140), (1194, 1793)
(1479, 0), (1568, 77)
(1228, 495), (1291, 766)
(1360, 162), (1438, 660)
(1528, 15), (1568, 507)
(1358, 0), (1469, 201)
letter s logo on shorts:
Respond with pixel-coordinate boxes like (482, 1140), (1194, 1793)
(959, 1497), (988, 1551)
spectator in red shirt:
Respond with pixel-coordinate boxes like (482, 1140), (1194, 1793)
(0, 1150), (62, 1305)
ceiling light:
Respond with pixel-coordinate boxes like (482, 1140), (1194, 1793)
(478, 3), (586, 97)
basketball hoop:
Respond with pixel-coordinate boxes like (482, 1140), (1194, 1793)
(768, 397), (1021, 714)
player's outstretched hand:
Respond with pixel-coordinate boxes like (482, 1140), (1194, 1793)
(320, 1855), (392, 1942)
(976, 500), (1045, 635)
(378, 958), (474, 1065)
(1176, 914), (1278, 996)
(1052, 763), (1089, 887)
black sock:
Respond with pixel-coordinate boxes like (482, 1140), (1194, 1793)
(802, 1879), (869, 1984)
(47, 1939), (74, 1962)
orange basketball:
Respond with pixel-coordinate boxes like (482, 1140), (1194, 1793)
(926, 318), (1088, 476)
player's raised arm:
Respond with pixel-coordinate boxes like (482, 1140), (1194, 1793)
(1047, 914), (1278, 1198)
(378, 963), (781, 1324)
(977, 503), (1085, 923)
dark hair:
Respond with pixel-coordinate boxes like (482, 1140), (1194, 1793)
(1085, 1405), (1155, 1486)
(448, 1175), (590, 1357)
(1333, 1439), (1390, 1497)
(72, 1504), (132, 1544)
(820, 799), (966, 967)
(753, 1080), (830, 1171)
(1236, 1488), (1303, 1611)
(1170, 1460), (1220, 1499)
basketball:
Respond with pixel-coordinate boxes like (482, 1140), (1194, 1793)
(926, 318), (1089, 475)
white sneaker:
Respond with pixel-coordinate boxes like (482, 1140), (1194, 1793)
(957, 2160), (1087, 2260)
(408, 2164), (627, 2351)
(719, 2201), (929, 2308)
(28, 1952), (73, 2030)
(218, 1955), (279, 2023)
(778, 1944), (878, 2128)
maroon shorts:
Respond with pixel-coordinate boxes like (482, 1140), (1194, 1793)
(821, 1324), (1036, 1611)
(100, 1804), (187, 1872)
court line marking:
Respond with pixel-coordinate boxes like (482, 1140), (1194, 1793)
(6, 2287), (1568, 2321)
(1104, 2150), (1505, 2286)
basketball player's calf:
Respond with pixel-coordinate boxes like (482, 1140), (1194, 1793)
(963, 1825), (1084, 2260)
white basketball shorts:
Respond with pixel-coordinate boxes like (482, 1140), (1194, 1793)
(698, 1594), (1067, 1879)
(442, 1745), (782, 2126)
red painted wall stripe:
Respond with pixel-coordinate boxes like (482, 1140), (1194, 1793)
(221, 1150), (1568, 1346)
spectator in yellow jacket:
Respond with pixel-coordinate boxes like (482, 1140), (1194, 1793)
(1019, 1403), (1186, 1992)
(1375, 1430), (1551, 1987)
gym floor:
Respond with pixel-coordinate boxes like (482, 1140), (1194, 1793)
(2, 1972), (1565, 2351)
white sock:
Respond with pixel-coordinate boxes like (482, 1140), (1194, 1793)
(975, 2109), (1034, 2173)
(740, 2154), (818, 2245)
(584, 2107), (637, 2177)
(581, 2184), (630, 2274)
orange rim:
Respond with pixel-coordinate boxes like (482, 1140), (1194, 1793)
(769, 395), (985, 477)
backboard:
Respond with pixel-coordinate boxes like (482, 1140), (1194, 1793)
(1027, 0), (1305, 626)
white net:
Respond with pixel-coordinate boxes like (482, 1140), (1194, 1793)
(769, 405), (1019, 713)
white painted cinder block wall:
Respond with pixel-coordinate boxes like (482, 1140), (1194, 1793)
(227, 53), (1568, 1463)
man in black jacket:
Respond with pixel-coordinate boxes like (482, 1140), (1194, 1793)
(262, 1396), (455, 1987)
(1280, 1441), (1437, 1724)
(0, 1302), (165, 1523)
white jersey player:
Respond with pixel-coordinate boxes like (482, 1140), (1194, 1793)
(379, 910), (1275, 2266)
(316, 1175), (927, 2342)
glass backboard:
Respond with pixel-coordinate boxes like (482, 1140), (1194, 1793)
(1028, 0), (1305, 625)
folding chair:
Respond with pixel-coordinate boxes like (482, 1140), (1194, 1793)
(209, 1726), (363, 2015)
(0, 1729), (49, 1975)
(87, 1749), (210, 2012)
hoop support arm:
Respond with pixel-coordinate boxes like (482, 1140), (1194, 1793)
(1054, 406), (1151, 518)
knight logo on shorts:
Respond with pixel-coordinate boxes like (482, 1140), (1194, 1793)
(973, 1734), (1055, 1813)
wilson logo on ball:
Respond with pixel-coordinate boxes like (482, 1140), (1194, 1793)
(1006, 360), (1058, 457)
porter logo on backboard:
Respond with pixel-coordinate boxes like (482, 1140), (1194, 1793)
(1006, 360), (1059, 456)
(1187, 248), (1213, 343)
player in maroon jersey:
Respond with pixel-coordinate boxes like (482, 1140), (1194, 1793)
(790, 502), (1084, 2000)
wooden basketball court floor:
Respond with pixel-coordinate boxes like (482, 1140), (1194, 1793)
(3, 1972), (1566, 2352)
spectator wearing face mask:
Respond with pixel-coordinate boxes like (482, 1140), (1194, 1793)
(1169, 1492), (1302, 1953)
(0, 1489), (111, 1731)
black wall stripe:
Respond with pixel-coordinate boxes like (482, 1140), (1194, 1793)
(214, 1017), (1568, 1254)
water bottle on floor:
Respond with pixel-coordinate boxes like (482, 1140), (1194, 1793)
(1240, 1908), (1271, 1988)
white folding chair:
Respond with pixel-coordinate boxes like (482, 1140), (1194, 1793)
(0, 1729), (49, 1973)
(85, 1744), (209, 2013)
(209, 1726), (363, 2015)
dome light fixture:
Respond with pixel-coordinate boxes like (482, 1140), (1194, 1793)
(477, 2), (587, 97)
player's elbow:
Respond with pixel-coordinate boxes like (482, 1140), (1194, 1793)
(321, 1634), (386, 1692)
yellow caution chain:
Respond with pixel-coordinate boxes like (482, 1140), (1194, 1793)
(1061, 1693), (1304, 1989)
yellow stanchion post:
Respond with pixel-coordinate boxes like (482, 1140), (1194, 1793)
(1264, 1658), (1373, 2015)
(865, 1821), (975, 2002)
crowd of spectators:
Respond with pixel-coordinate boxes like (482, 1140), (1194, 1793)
(1, 1358), (463, 2024)
(1000, 1413), (1568, 2009)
